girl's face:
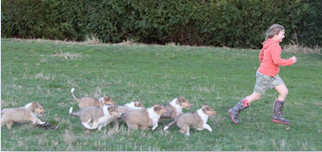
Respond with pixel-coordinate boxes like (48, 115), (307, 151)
(273, 30), (285, 42)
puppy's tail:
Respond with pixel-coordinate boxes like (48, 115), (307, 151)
(69, 107), (79, 116)
(71, 88), (80, 102)
(163, 118), (177, 131)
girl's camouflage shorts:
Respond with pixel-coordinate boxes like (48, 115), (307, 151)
(254, 71), (284, 94)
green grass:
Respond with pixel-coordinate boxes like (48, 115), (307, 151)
(1, 38), (322, 151)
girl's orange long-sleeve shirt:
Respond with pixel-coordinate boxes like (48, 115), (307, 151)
(257, 38), (295, 77)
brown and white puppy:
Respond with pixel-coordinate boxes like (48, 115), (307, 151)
(103, 101), (145, 126)
(163, 104), (216, 136)
(120, 104), (167, 130)
(160, 97), (192, 119)
(71, 88), (115, 109)
(69, 105), (121, 130)
(1, 102), (46, 129)
(117, 101), (145, 114)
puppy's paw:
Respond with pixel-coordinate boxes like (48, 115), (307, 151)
(151, 124), (158, 130)
(163, 126), (169, 131)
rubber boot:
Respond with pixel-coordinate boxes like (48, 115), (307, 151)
(272, 99), (290, 124)
(228, 98), (250, 125)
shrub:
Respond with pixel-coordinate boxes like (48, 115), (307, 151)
(1, 0), (321, 49)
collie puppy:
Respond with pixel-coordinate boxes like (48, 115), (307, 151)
(69, 105), (121, 130)
(161, 97), (192, 119)
(1, 102), (46, 129)
(103, 101), (145, 126)
(120, 104), (167, 130)
(71, 88), (115, 109)
(117, 100), (145, 113)
(163, 104), (216, 136)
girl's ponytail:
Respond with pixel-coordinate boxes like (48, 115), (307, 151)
(262, 36), (268, 45)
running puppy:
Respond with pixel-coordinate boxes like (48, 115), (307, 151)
(69, 105), (121, 130)
(71, 88), (115, 109)
(1, 102), (46, 129)
(103, 101), (145, 126)
(163, 104), (216, 136)
(117, 100), (145, 113)
(161, 97), (192, 119)
(120, 104), (167, 130)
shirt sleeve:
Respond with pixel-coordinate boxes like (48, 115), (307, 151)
(270, 44), (295, 66)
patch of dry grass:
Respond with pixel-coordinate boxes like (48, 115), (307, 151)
(112, 38), (136, 46)
(51, 51), (82, 59)
(84, 34), (101, 45)
(283, 44), (321, 54)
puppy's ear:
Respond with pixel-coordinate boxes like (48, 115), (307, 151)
(136, 101), (144, 108)
(104, 96), (111, 101)
(153, 105), (161, 111)
(113, 105), (118, 110)
(202, 104), (208, 109)
(108, 106), (117, 111)
(178, 97), (187, 103)
(32, 102), (38, 107)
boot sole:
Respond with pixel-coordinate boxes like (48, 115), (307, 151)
(228, 109), (238, 125)
(272, 119), (290, 124)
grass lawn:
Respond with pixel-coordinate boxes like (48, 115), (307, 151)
(1, 38), (322, 151)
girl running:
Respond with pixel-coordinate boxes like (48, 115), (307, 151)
(228, 24), (297, 125)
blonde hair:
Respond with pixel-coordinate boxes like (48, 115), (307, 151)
(262, 24), (285, 44)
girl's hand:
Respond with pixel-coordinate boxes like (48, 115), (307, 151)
(291, 56), (297, 63)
